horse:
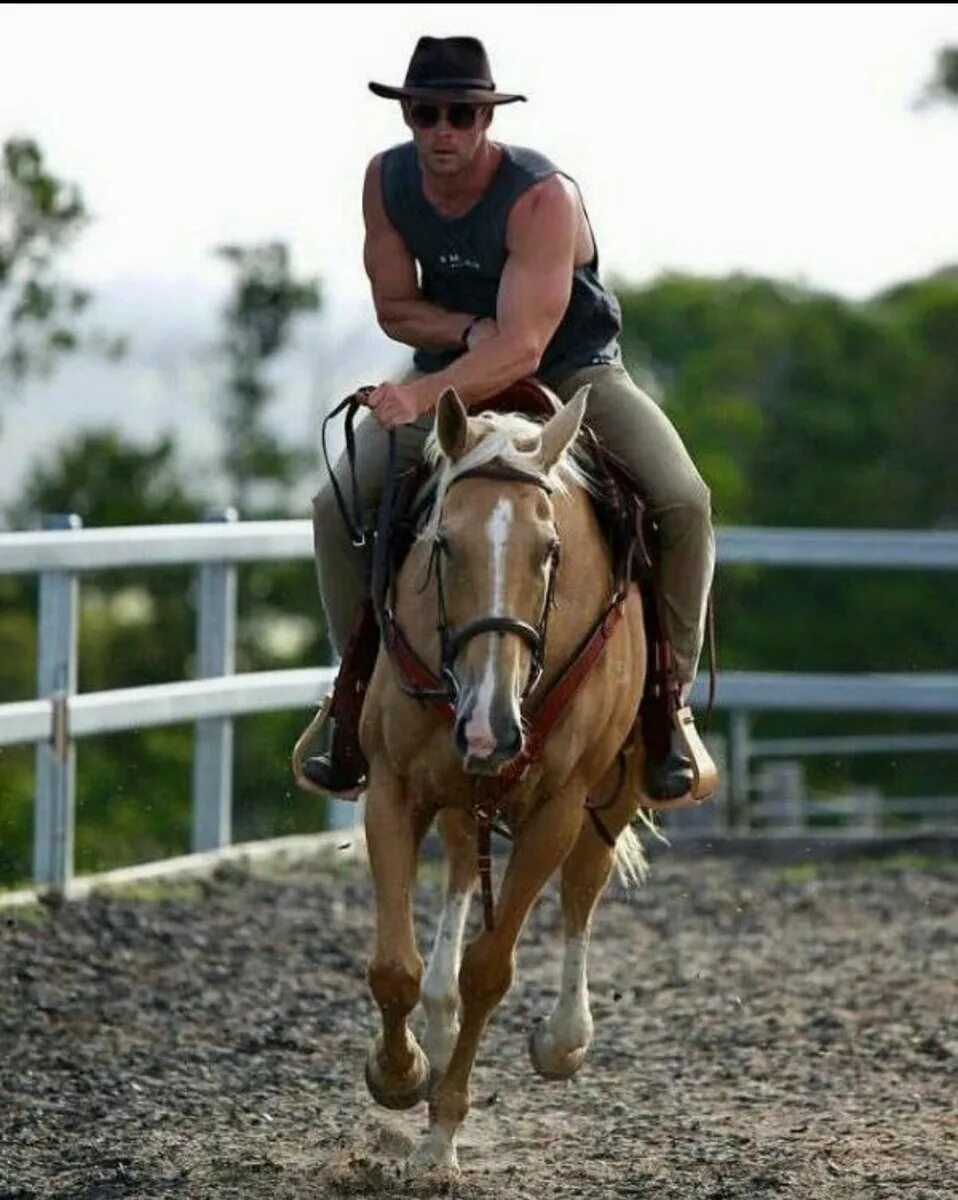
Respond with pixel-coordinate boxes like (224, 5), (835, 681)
(353, 383), (650, 1173)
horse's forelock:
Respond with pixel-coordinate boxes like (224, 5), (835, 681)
(422, 410), (592, 540)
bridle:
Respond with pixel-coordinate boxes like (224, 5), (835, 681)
(428, 464), (562, 705)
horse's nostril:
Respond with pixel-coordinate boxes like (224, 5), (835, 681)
(498, 721), (523, 758)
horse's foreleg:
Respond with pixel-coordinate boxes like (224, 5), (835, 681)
(409, 792), (585, 1173)
(421, 807), (477, 1078)
(530, 786), (644, 1080)
(364, 764), (432, 1110)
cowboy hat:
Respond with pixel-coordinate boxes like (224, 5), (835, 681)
(369, 36), (526, 106)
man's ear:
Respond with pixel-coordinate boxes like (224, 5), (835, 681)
(436, 387), (469, 461)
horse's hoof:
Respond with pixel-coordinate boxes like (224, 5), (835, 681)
(364, 1041), (431, 1110)
(405, 1127), (460, 1175)
(528, 1019), (590, 1081)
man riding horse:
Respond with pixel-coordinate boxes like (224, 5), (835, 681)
(304, 35), (715, 802)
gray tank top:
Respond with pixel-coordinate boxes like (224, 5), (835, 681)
(380, 142), (622, 387)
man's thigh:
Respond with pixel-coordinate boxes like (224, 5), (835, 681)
(555, 362), (708, 509)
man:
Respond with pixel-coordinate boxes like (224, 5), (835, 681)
(305, 35), (714, 799)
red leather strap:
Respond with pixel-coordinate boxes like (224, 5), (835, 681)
(383, 615), (456, 723)
(497, 591), (629, 785)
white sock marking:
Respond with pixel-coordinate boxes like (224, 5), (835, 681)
(548, 931), (593, 1051)
(421, 889), (472, 1073)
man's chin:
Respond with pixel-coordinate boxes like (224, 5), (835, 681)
(427, 152), (462, 174)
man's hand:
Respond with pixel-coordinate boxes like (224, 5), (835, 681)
(365, 380), (429, 429)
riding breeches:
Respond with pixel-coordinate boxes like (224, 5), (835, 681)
(312, 361), (714, 686)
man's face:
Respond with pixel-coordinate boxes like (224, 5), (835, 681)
(402, 101), (493, 176)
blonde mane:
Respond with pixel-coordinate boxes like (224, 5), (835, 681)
(421, 410), (593, 539)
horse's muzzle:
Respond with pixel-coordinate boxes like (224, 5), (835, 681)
(456, 713), (523, 776)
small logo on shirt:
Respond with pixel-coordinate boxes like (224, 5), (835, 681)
(438, 251), (481, 271)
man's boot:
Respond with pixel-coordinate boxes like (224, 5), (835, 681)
(640, 667), (718, 808)
(292, 600), (379, 798)
(301, 719), (367, 795)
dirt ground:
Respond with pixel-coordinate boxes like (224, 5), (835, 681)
(0, 846), (955, 1200)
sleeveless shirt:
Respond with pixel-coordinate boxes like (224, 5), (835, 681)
(379, 142), (622, 388)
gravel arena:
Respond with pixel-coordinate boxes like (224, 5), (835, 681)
(1, 840), (955, 1200)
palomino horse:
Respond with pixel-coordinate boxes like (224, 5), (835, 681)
(354, 384), (649, 1172)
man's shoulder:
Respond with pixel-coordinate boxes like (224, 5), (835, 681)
(502, 143), (562, 180)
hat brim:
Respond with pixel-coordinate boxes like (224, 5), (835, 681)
(369, 82), (526, 105)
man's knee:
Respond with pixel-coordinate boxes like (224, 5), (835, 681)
(653, 474), (714, 558)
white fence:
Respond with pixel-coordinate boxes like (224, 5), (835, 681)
(1, 517), (957, 891)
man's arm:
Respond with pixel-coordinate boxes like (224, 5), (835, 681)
(363, 155), (475, 351)
(406, 174), (578, 411)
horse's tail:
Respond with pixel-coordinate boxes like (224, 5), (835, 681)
(611, 824), (650, 889)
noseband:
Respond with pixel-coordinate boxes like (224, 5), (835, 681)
(429, 465), (560, 704)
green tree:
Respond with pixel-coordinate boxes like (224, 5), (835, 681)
(920, 45), (958, 107)
(615, 269), (958, 808)
(0, 137), (124, 396)
(216, 241), (321, 515)
(212, 242), (331, 837)
(1, 423), (333, 889)
(0, 431), (209, 885)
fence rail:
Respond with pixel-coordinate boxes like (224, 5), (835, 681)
(2, 517), (957, 892)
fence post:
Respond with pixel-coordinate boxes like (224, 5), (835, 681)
(755, 760), (806, 832)
(191, 508), (238, 852)
(34, 514), (82, 890)
(729, 710), (751, 829)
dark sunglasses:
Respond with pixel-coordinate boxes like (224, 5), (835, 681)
(408, 102), (480, 131)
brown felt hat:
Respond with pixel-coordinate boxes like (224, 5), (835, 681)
(369, 36), (526, 106)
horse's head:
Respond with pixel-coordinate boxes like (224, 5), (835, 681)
(426, 385), (590, 774)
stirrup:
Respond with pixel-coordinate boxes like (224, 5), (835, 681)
(637, 706), (719, 811)
(291, 694), (366, 799)
(672, 705), (719, 803)
(290, 695), (340, 796)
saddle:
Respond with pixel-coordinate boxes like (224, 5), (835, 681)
(298, 378), (714, 811)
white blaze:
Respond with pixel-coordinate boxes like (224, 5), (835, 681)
(463, 497), (513, 755)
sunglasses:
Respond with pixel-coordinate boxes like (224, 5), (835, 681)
(408, 102), (481, 131)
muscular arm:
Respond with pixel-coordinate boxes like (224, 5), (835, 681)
(409, 174), (578, 410)
(363, 156), (473, 351)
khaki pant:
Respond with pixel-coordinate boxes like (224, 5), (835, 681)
(312, 362), (714, 684)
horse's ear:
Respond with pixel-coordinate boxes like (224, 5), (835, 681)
(435, 387), (469, 461)
(539, 384), (590, 470)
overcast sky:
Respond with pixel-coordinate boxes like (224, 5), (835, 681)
(4, 2), (956, 304)
(1, 3), (956, 510)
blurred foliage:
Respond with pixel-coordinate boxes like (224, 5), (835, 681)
(617, 270), (958, 695)
(2, 265), (958, 885)
(0, 137), (125, 398)
(920, 45), (958, 107)
(215, 241), (321, 515)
